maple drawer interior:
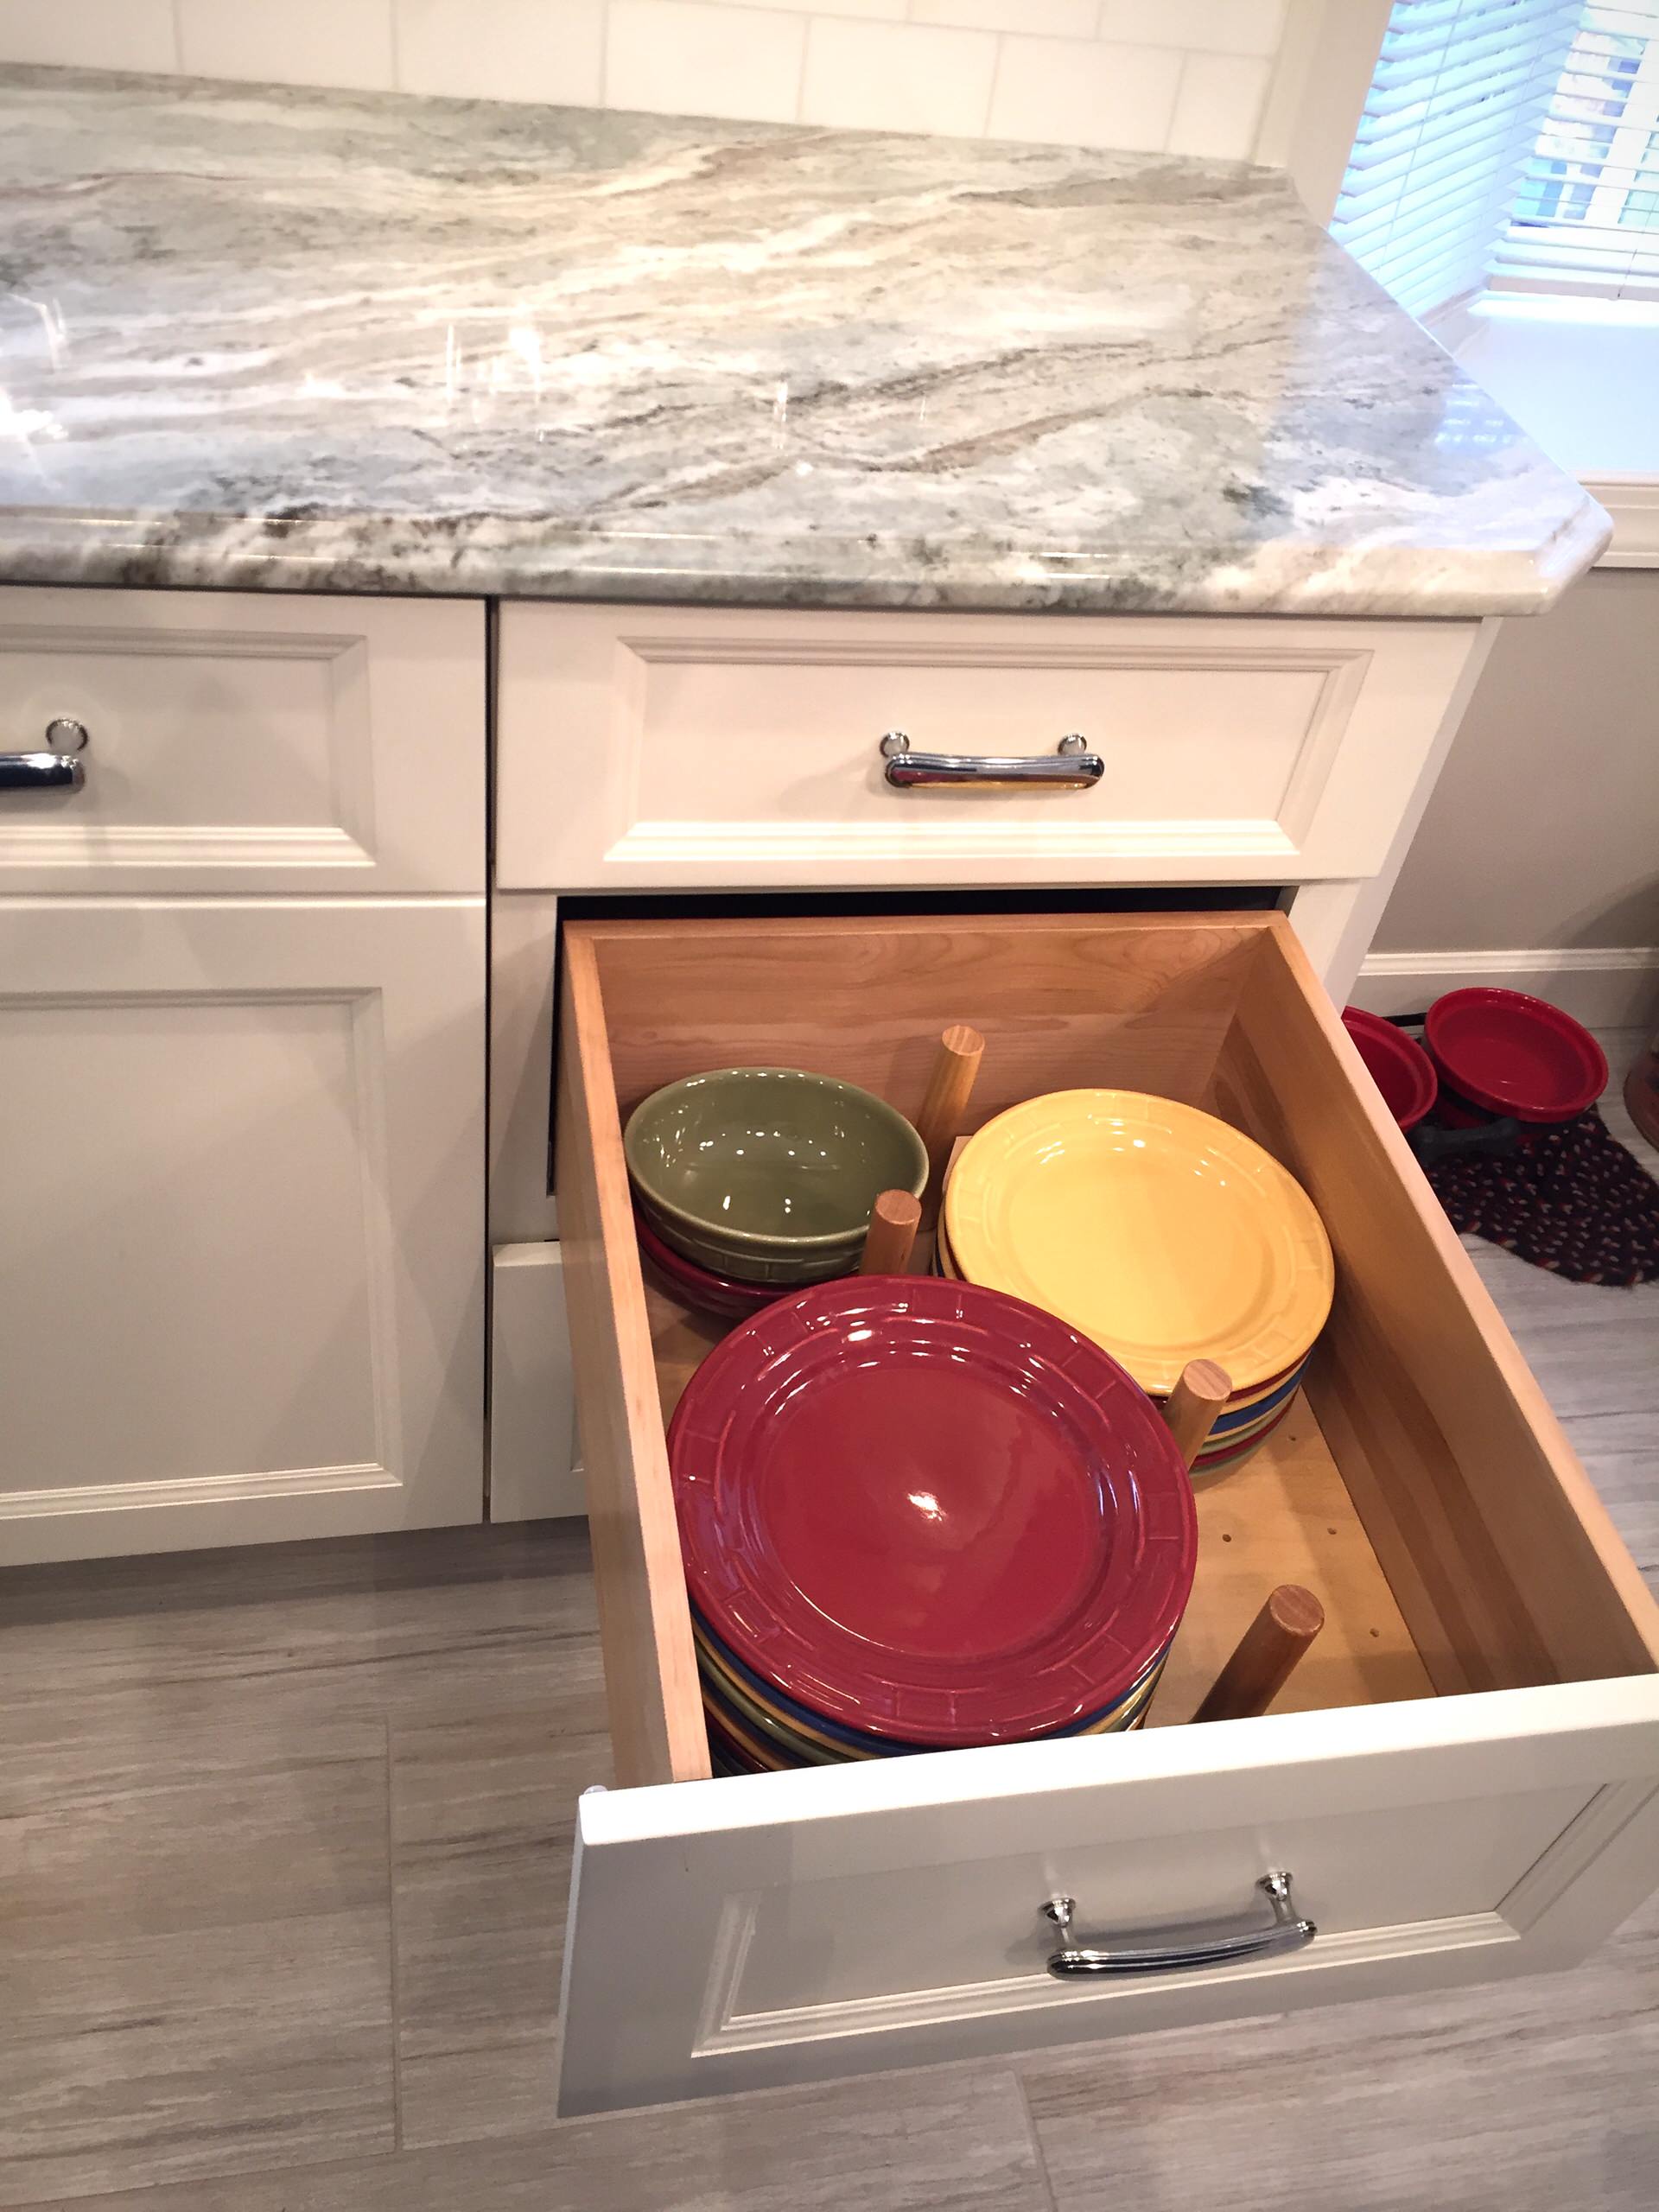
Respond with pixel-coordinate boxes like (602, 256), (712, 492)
(556, 910), (1659, 1789)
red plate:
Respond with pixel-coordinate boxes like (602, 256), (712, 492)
(633, 1205), (787, 1318)
(1425, 988), (1607, 1124)
(669, 1274), (1197, 1747)
(1342, 1007), (1438, 1131)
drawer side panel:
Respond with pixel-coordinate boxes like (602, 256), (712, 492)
(556, 936), (709, 1787)
(1214, 921), (1659, 1688)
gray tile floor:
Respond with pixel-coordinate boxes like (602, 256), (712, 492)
(4, 1035), (1657, 2212)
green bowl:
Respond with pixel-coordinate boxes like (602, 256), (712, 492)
(635, 1193), (860, 1286)
(624, 1068), (928, 1267)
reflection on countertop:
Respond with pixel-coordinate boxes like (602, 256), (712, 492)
(0, 64), (1610, 613)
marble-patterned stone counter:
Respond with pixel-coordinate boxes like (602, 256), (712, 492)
(0, 66), (1609, 614)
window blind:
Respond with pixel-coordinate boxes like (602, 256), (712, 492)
(1332, 0), (1583, 319)
(1489, 1), (1659, 299)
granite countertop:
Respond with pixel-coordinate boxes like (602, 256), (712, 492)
(0, 65), (1610, 615)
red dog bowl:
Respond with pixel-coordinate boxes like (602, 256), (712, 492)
(1342, 1007), (1438, 1131)
(1424, 988), (1608, 1125)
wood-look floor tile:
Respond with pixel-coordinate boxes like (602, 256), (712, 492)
(0, 1699), (395, 2204)
(0, 1708), (387, 1951)
(389, 1698), (609, 2145)
(1492, 1317), (1659, 1423)
(0, 1523), (601, 1719)
(0, 1909), (394, 2208)
(26, 2062), (1048, 2212)
(396, 2037), (560, 2152)
(1024, 1886), (1659, 2212)
(1567, 1409), (1659, 1577)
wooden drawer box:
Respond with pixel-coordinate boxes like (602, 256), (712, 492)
(496, 604), (1482, 893)
(0, 586), (484, 895)
(552, 909), (1659, 2118)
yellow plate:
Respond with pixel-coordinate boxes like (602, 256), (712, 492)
(940, 1210), (1310, 1414)
(944, 1090), (1333, 1395)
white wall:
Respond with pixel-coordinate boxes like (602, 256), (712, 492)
(0, 0), (1287, 156)
(1371, 567), (1659, 978)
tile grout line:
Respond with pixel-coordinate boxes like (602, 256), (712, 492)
(794, 11), (811, 125)
(981, 29), (1001, 137)
(1013, 2066), (1065, 2212)
(385, 1714), (406, 2156)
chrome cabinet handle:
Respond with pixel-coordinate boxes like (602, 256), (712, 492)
(0, 716), (89, 792)
(1042, 1872), (1314, 1980)
(880, 729), (1103, 791)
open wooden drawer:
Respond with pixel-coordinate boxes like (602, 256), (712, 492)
(553, 911), (1659, 2119)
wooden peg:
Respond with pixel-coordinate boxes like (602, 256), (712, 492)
(916, 1024), (985, 1211)
(1193, 1585), (1325, 1723)
(1160, 1358), (1232, 1471)
(860, 1189), (921, 1276)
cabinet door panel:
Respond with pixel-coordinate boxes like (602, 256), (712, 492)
(0, 897), (485, 1561)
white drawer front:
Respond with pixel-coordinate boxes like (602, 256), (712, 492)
(496, 604), (1481, 892)
(0, 588), (484, 893)
(559, 1683), (1659, 2116)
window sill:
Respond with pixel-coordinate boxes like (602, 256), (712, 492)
(1448, 298), (1659, 569)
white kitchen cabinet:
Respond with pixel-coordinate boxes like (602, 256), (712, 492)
(0, 584), (488, 1564)
(0, 896), (486, 1562)
(549, 907), (1659, 2116)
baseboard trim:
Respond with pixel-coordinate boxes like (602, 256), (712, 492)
(1355, 946), (1659, 1028)
(1, 1461), (397, 1520)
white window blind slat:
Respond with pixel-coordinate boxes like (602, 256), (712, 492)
(1339, 152), (1542, 262)
(1352, 41), (1577, 153)
(1344, 71), (1563, 179)
(1489, 0), (1659, 302)
(1362, 19), (1579, 111)
(1331, 0), (1583, 317)
(1338, 92), (1560, 214)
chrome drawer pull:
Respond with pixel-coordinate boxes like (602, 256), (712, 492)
(0, 716), (89, 792)
(880, 730), (1103, 791)
(1043, 1872), (1314, 1979)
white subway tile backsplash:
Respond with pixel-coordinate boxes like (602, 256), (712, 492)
(176, 0), (396, 92)
(0, 0), (176, 72)
(0, 0), (1289, 162)
(719, 0), (906, 16)
(802, 15), (996, 137)
(1096, 0), (1284, 59)
(395, 0), (605, 106)
(1166, 49), (1268, 161)
(908, 0), (1099, 39)
(607, 0), (804, 122)
(988, 34), (1181, 155)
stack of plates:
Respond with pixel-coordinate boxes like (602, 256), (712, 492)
(625, 1067), (928, 1306)
(942, 1090), (1333, 1474)
(669, 1274), (1198, 1771)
